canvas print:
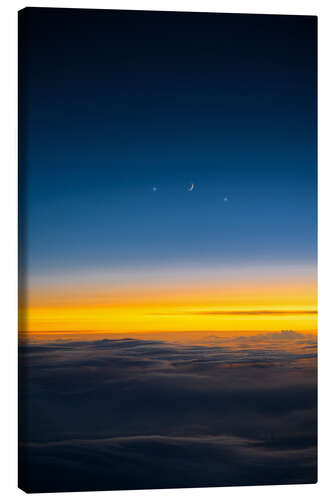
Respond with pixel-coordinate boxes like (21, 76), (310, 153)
(18, 8), (317, 493)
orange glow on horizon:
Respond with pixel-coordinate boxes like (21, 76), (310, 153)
(20, 276), (317, 337)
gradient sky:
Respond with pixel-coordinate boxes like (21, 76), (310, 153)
(19, 9), (317, 335)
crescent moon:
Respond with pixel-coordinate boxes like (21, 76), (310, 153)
(188, 183), (194, 191)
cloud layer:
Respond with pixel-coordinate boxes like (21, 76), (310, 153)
(19, 332), (317, 492)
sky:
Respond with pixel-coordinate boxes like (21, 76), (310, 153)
(19, 8), (317, 335)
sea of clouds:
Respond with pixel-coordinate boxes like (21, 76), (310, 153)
(18, 331), (317, 492)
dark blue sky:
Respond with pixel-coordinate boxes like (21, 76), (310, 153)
(19, 8), (317, 276)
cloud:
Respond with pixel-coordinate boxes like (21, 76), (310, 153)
(204, 329), (317, 343)
(150, 310), (317, 316)
(19, 334), (317, 492)
(19, 433), (317, 493)
(195, 310), (317, 316)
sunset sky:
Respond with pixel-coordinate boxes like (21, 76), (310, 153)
(19, 9), (317, 339)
